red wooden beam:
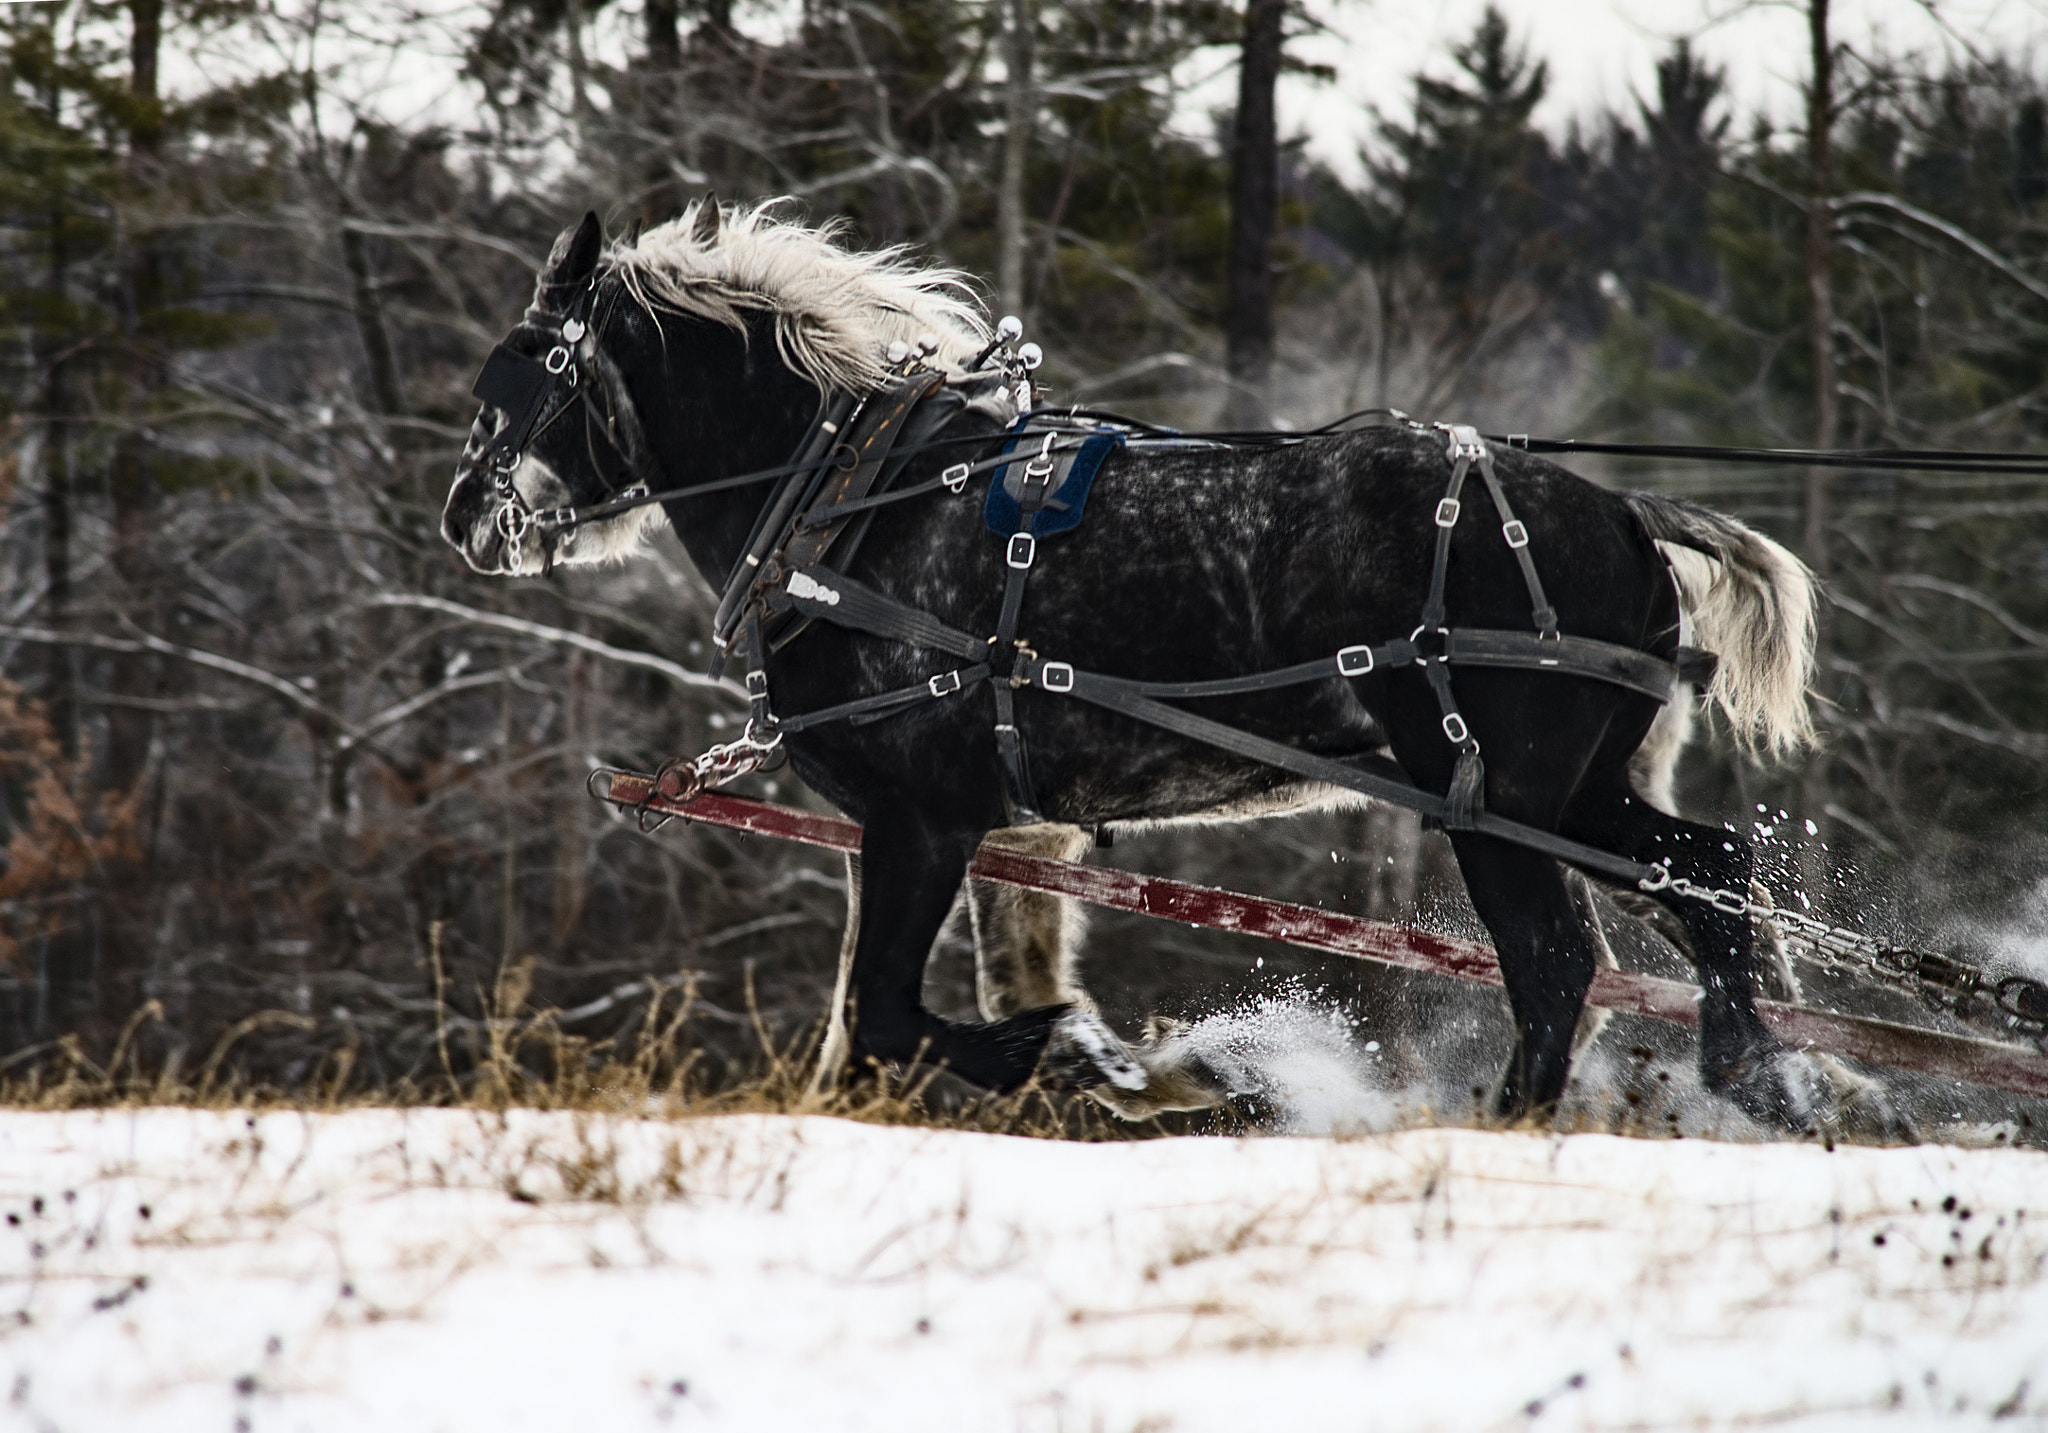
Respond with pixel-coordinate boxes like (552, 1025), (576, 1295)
(598, 775), (2048, 1101)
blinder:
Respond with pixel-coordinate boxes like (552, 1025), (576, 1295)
(471, 343), (555, 472)
(469, 275), (609, 480)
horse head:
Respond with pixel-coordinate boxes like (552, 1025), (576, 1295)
(444, 200), (996, 580)
(442, 211), (675, 575)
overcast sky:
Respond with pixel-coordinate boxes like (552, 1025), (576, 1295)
(1251, 0), (2048, 183)
(159, 0), (2048, 196)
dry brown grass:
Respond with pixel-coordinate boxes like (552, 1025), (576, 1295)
(0, 981), (1196, 1145)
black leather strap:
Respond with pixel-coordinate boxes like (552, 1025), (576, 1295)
(1046, 664), (1657, 886)
(711, 391), (863, 661)
(1470, 445), (1559, 637)
(772, 564), (988, 662)
(1443, 629), (1681, 702)
(987, 451), (1060, 822)
(772, 663), (992, 733)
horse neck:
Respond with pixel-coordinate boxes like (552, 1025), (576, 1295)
(634, 310), (833, 584)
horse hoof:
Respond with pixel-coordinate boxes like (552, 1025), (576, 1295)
(1710, 1044), (1826, 1132)
(1085, 1020), (1240, 1120)
(1040, 1010), (1148, 1092)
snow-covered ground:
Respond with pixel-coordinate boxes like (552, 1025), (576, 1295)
(3, 1108), (2044, 1432)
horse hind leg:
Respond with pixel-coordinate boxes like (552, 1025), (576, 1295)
(969, 826), (1142, 1093)
(1448, 832), (1604, 1123)
(971, 824), (1230, 1118)
(968, 825), (1095, 1019)
(1567, 793), (1824, 1130)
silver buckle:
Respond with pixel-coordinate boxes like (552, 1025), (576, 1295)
(1336, 645), (1374, 676)
(1435, 498), (1462, 528)
(941, 463), (971, 493)
(1442, 422), (1485, 460)
(544, 346), (571, 374)
(928, 669), (963, 698)
(1502, 520), (1529, 549)
(745, 670), (769, 699)
(1039, 661), (1074, 692)
(1441, 712), (1470, 745)
(1007, 532), (1037, 569)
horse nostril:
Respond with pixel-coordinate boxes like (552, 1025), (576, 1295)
(442, 472), (489, 552)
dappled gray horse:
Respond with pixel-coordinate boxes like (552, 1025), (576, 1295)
(441, 202), (1822, 1127)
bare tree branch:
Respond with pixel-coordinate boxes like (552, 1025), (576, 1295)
(357, 593), (736, 697)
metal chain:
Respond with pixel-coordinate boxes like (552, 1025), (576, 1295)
(629, 720), (786, 832)
(1639, 861), (2048, 1045)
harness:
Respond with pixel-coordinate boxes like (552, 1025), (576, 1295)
(763, 416), (1710, 887)
(469, 290), (1716, 891)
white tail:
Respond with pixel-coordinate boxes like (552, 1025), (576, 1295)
(1624, 493), (1818, 759)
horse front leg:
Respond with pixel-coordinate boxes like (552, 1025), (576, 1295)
(808, 849), (862, 1095)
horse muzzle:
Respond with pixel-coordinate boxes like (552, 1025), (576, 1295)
(443, 467), (544, 576)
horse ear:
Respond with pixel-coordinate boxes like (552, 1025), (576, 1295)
(541, 211), (605, 290)
(692, 194), (721, 244)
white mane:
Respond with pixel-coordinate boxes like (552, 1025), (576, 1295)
(606, 200), (993, 394)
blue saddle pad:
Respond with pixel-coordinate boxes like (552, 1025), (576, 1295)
(983, 429), (1124, 538)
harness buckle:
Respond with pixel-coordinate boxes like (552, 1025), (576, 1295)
(1039, 661), (1074, 693)
(1442, 423), (1486, 460)
(941, 463), (971, 493)
(745, 670), (769, 699)
(1006, 532), (1037, 569)
(1441, 712), (1471, 746)
(1336, 645), (1375, 677)
(617, 483), (649, 504)
(1502, 519), (1529, 549)
(1435, 497), (1462, 528)
(928, 669), (963, 699)
(533, 506), (574, 530)
(544, 346), (571, 375)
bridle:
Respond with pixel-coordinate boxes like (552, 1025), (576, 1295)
(468, 270), (660, 570)
(466, 269), (907, 575)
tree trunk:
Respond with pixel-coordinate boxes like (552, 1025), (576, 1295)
(341, 225), (404, 416)
(1799, 0), (1837, 901)
(996, 0), (1035, 317)
(646, 0), (681, 66)
(1224, 0), (1285, 429)
(40, 191), (75, 758)
(1803, 0), (1838, 561)
(105, 0), (167, 798)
